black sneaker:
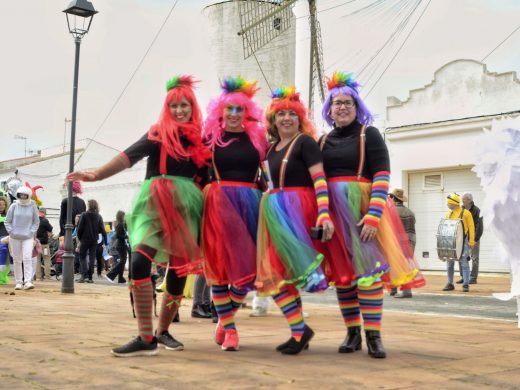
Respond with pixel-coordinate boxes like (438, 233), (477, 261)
(157, 331), (184, 351)
(111, 336), (158, 357)
(462, 285), (469, 292)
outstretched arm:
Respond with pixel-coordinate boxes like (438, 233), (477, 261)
(66, 153), (130, 182)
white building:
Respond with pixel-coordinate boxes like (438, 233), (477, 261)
(0, 139), (145, 229)
(385, 59), (520, 273)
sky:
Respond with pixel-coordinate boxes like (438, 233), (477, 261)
(1, 0), (519, 162)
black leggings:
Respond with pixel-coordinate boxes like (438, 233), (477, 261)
(131, 250), (186, 296)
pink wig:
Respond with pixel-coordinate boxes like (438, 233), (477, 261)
(204, 76), (267, 159)
(72, 181), (82, 194)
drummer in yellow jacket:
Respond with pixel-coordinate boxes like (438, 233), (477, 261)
(442, 193), (475, 292)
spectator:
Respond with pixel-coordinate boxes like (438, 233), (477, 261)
(389, 189), (416, 298)
(36, 207), (53, 280)
(77, 199), (106, 283)
(105, 210), (129, 284)
(0, 195), (9, 237)
(0, 195), (11, 284)
(4, 186), (40, 290)
(458, 193), (483, 285)
(59, 181), (86, 236)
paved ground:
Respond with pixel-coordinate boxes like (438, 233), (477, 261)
(1, 272), (519, 390)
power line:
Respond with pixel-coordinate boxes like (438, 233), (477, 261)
(481, 23), (520, 62)
(364, 0), (431, 98)
(74, 0), (181, 167)
(296, 0), (357, 19)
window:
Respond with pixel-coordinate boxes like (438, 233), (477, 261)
(423, 173), (443, 190)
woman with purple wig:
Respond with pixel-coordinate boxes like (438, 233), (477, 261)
(320, 72), (425, 359)
(202, 76), (267, 352)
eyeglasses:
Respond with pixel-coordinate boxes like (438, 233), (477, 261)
(225, 105), (244, 114)
(332, 100), (355, 109)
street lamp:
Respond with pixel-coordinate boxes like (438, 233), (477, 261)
(14, 135), (28, 157)
(62, 0), (98, 294)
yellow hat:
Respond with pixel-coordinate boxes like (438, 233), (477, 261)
(105, 224), (112, 233)
(447, 193), (460, 205)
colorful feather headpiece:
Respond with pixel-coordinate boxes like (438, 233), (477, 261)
(220, 76), (258, 98)
(165, 75), (196, 92)
(271, 86), (300, 101)
(326, 71), (360, 91)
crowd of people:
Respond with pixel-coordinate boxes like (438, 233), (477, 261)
(1, 70), (489, 359)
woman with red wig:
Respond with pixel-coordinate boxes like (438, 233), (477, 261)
(202, 76), (267, 351)
(320, 71), (425, 359)
(67, 75), (211, 357)
(256, 86), (334, 355)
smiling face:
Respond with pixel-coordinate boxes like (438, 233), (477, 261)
(223, 105), (245, 131)
(168, 97), (193, 123)
(330, 93), (357, 127)
(274, 109), (300, 139)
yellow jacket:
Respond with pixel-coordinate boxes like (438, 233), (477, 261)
(445, 207), (475, 247)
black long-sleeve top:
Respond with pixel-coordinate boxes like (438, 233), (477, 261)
(115, 223), (127, 248)
(122, 133), (208, 184)
(77, 211), (107, 245)
(268, 135), (322, 189)
(36, 217), (53, 244)
(211, 131), (261, 183)
(321, 121), (390, 180)
(59, 196), (86, 236)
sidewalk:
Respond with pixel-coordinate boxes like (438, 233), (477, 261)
(1, 274), (519, 390)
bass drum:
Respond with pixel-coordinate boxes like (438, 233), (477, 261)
(436, 218), (464, 261)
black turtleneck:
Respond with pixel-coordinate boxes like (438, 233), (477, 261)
(321, 121), (390, 179)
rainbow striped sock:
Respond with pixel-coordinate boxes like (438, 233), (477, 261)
(311, 171), (331, 226)
(336, 284), (362, 328)
(273, 288), (305, 341)
(212, 285), (236, 331)
(364, 171), (390, 228)
(229, 286), (248, 314)
(130, 277), (154, 343)
(358, 281), (384, 331)
(156, 291), (182, 334)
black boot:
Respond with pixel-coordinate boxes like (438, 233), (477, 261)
(210, 301), (218, 323)
(365, 330), (386, 359)
(338, 326), (362, 353)
(172, 311), (180, 323)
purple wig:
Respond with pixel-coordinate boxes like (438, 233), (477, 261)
(322, 71), (374, 127)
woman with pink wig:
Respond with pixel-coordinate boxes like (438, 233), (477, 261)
(256, 86), (334, 355)
(202, 76), (267, 351)
(67, 75), (211, 357)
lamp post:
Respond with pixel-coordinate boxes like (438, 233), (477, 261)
(14, 135), (28, 157)
(62, 0), (98, 294)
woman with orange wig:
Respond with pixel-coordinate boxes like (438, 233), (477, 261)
(256, 86), (334, 354)
(67, 75), (211, 357)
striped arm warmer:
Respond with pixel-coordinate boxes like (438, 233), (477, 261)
(364, 171), (390, 228)
(311, 171), (331, 226)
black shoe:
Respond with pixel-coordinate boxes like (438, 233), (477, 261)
(462, 285), (469, 292)
(389, 288), (397, 296)
(276, 339), (310, 352)
(394, 292), (413, 298)
(442, 283), (454, 291)
(118, 277), (127, 284)
(172, 311), (180, 323)
(338, 326), (362, 353)
(191, 304), (212, 319)
(469, 279), (477, 285)
(455, 278), (464, 284)
(86, 279), (94, 284)
(77, 277), (85, 283)
(211, 302), (218, 323)
(365, 330), (386, 359)
(156, 331), (184, 351)
(279, 325), (314, 355)
(111, 336), (158, 357)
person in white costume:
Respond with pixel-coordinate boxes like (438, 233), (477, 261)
(473, 118), (520, 327)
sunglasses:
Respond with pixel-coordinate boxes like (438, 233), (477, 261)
(225, 105), (245, 114)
